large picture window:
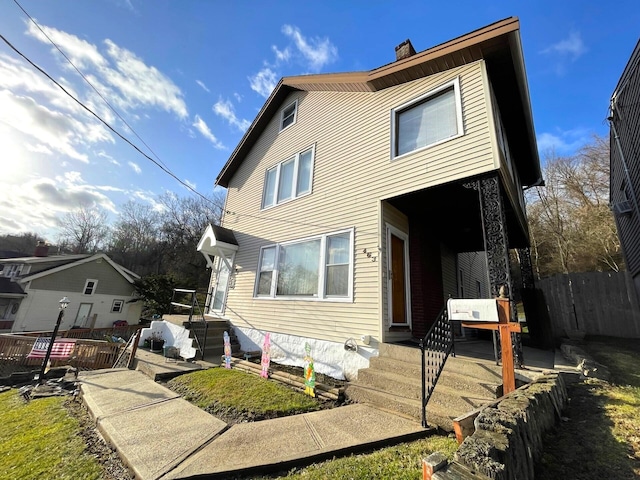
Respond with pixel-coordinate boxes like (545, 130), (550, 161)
(255, 229), (354, 301)
(262, 145), (315, 209)
(392, 77), (463, 158)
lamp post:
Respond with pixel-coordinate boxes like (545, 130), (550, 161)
(38, 296), (70, 383)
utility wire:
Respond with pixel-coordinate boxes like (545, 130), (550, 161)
(12, 0), (171, 171)
(0, 32), (382, 240)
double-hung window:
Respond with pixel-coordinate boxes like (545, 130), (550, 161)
(262, 145), (315, 209)
(83, 279), (98, 295)
(280, 100), (298, 131)
(255, 229), (354, 301)
(392, 77), (463, 158)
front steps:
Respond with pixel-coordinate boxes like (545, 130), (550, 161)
(183, 319), (240, 362)
(163, 314), (239, 361)
(345, 343), (503, 431)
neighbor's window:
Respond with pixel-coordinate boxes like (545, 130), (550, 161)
(392, 77), (463, 158)
(262, 146), (315, 209)
(280, 100), (298, 131)
(111, 299), (124, 313)
(83, 279), (98, 295)
(255, 229), (354, 301)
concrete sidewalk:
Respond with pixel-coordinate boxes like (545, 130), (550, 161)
(79, 369), (429, 480)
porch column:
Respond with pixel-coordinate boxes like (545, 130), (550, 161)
(478, 175), (512, 298)
(476, 175), (523, 367)
(517, 247), (536, 290)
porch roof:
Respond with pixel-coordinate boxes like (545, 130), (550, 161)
(197, 224), (238, 270)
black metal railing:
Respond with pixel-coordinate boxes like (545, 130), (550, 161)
(170, 288), (208, 360)
(420, 305), (454, 428)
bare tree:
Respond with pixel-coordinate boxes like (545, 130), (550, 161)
(57, 206), (110, 253)
(526, 135), (623, 277)
(109, 201), (162, 274)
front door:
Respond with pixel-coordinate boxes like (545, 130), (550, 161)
(387, 225), (410, 326)
(75, 303), (92, 327)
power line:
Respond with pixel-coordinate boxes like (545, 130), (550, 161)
(12, 0), (171, 171)
(0, 32), (214, 205)
(0, 31), (383, 240)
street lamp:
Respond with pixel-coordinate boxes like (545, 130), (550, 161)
(38, 296), (70, 383)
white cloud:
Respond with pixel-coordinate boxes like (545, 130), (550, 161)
(281, 25), (338, 71)
(183, 179), (197, 190)
(196, 79), (210, 92)
(26, 21), (107, 70)
(542, 31), (586, 60)
(213, 98), (251, 132)
(537, 128), (590, 155)
(233, 92), (243, 102)
(102, 39), (188, 119)
(272, 45), (291, 63)
(97, 150), (121, 166)
(192, 114), (225, 149)
(128, 161), (142, 174)
(248, 67), (278, 98)
(0, 89), (89, 162)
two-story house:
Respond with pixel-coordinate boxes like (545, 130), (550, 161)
(0, 244), (142, 332)
(198, 18), (542, 379)
(610, 39), (640, 300)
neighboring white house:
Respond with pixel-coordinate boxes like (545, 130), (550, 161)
(198, 18), (541, 380)
(0, 250), (142, 333)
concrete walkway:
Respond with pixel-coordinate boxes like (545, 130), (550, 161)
(79, 367), (429, 480)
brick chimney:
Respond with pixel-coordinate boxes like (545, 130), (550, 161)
(34, 241), (49, 257)
(395, 39), (416, 61)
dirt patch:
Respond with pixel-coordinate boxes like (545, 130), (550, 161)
(63, 397), (134, 480)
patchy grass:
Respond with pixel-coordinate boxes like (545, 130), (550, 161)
(536, 337), (640, 479)
(249, 435), (458, 480)
(166, 367), (322, 422)
(0, 390), (103, 480)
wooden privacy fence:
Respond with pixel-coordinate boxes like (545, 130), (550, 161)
(19, 325), (141, 341)
(0, 334), (125, 371)
(538, 271), (640, 339)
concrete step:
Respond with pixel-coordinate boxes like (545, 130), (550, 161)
(357, 368), (499, 401)
(369, 353), (502, 386)
(344, 384), (456, 431)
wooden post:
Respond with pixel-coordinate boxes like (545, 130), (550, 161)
(497, 297), (517, 395)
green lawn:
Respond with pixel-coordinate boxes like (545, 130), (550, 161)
(167, 367), (322, 421)
(536, 337), (640, 479)
(0, 390), (103, 480)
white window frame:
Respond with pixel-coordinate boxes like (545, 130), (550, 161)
(390, 77), (464, 160)
(210, 252), (236, 314)
(253, 228), (354, 302)
(261, 144), (315, 210)
(111, 299), (124, 313)
(83, 279), (98, 295)
(279, 99), (298, 131)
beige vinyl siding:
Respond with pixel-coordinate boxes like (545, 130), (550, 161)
(222, 61), (494, 344)
(29, 260), (133, 295)
(457, 252), (489, 298)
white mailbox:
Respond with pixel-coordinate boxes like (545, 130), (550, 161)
(447, 298), (500, 322)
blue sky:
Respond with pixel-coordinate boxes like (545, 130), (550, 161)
(0, 0), (638, 240)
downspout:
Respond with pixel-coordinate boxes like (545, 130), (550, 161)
(608, 99), (640, 217)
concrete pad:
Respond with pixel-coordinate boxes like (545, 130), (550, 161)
(98, 397), (227, 480)
(166, 404), (427, 479)
(80, 369), (179, 419)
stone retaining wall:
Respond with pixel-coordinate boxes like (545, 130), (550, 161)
(425, 373), (568, 480)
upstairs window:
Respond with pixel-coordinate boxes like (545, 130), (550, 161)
(262, 145), (315, 209)
(255, 229), (354, 301)
(280, 100), (298, 131)
(392, 77), (463, 158)
(83, 279), (98, 295)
